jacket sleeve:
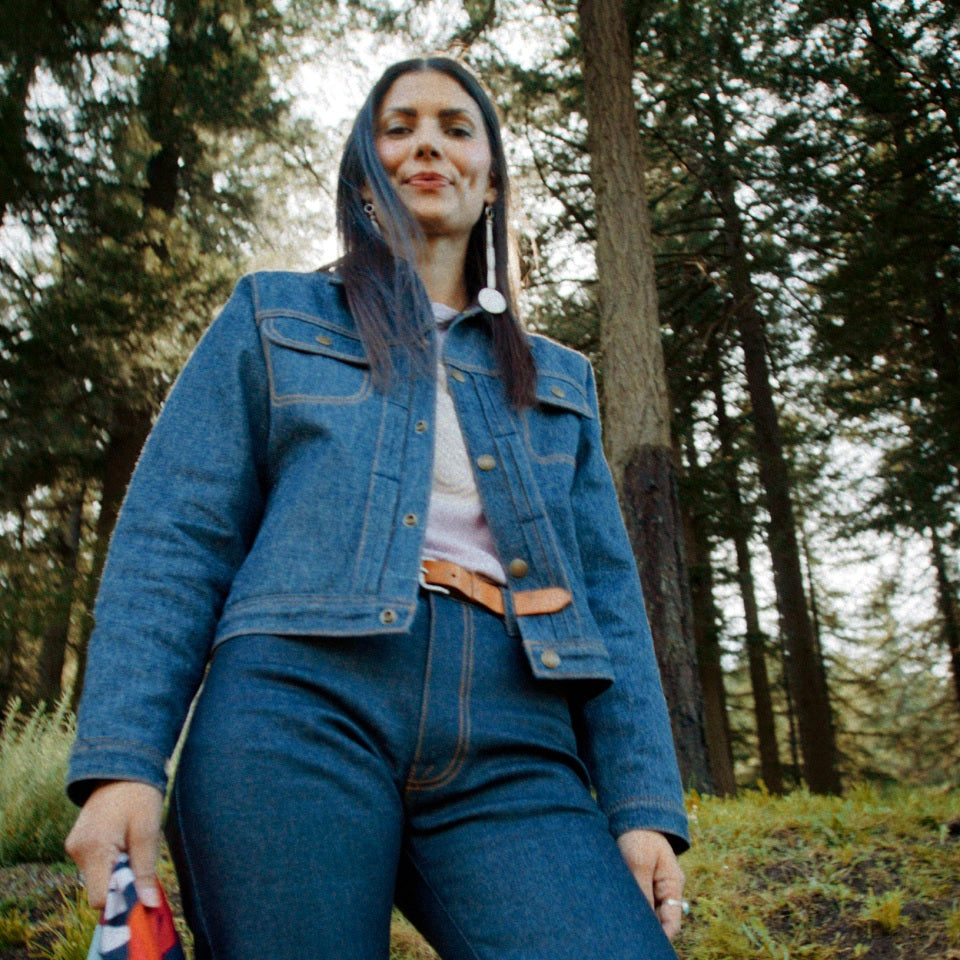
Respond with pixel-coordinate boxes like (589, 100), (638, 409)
(67, 275), (269, 804)
(569, 360), (690, 852)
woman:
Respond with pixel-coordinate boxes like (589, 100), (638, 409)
(66, 57), (690, 960)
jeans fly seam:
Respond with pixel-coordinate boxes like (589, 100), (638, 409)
(407, 602), (473, 792)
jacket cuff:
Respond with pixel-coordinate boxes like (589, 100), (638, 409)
(606, 798), (691, 854)
(66, 738), (168, 806)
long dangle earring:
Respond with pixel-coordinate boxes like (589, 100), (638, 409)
(363, 201), (381, 236)
(477, 204), (507, 315)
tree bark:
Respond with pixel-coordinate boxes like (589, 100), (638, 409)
(930, 527), (960, 712)
(0, 506), (29, 708)
(33, 492), (85, 707)
(71, 404), (153, 707)
(712, 365), (784, 792)
(681, 436), (736, 794)
(578, 0), (712, 791)
(0, 49), (36, 224)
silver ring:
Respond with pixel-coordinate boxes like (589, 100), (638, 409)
(662, 898), (690, 915)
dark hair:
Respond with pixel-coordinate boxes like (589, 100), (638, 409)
(336, 56), (536, 407)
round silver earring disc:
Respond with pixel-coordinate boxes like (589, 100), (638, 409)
(478, 287), (507, 314)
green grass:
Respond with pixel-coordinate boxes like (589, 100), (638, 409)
(25, 892), (96, 960)
(0, 701), (77, 867)
(1, 701), (956, 959)
(677, 783), (960, 959)
(0, 904), (32, 950)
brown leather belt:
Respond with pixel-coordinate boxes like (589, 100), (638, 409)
(419, 558), (572, 617)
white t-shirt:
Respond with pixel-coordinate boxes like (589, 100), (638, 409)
(421, 303), (507, 585)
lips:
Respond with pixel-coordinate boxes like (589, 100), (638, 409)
(405, 173), (451, 187)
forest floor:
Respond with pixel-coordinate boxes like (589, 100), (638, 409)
(1, 784), (957, 959)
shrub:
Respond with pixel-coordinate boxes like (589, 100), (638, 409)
(29, 891), (97, 960)
(0, 904), (32, 949)
(861, 890), (905, 934)
(0, 699), (77, 865)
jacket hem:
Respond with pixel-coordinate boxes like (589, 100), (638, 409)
(606, 800), (691, 854)
(215, 597), (620, 683)
(214, 596), (420, 646)
(67, 739), (169, 806)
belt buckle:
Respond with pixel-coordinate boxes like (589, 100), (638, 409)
(419, 560), (450, 596)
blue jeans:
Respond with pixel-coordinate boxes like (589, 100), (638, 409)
(166, 592), (678, 960)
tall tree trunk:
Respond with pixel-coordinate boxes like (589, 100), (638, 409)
(711, 364), (784, 793)
(930, 527), (960, 712)
(708, 85), (841, 793)
(72, 19), (188, 706)
(71, 405), (153, 707)
(0, 506), (29, 708)
(578, 0), (712, 791)
(781, 643), (802, 786)
(0, 48), (37, 223)
(33, 492), (85, 707)
(725, 228), (840, 793)
(682, 436), (736, 794)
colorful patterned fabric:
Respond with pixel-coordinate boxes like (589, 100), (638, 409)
(86, 855), (185, 960)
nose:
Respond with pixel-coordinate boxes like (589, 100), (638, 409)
(414, 125), (442, 158)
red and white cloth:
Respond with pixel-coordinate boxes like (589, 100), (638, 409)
(86, 854), (185, 960)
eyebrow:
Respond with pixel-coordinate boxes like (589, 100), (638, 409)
(381, 107), (477, 121)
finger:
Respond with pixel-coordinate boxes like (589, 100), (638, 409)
(616, 832), (660, 908)
(65, 828), (118, 910)
(653, 856), (685, 940)
(636, 864), (655, 909)
(653, 864), (685, 902)
(74, 846), (118, 910)
(657, 899), (684, 941)
(624, 851), (655, 907)
(126, 818), (161, 908)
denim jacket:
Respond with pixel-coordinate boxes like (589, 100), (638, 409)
(68, 270), (689, 851)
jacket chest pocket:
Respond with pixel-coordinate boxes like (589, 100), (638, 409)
(522, 372), (593, 467)
(261, 314), (371, 404)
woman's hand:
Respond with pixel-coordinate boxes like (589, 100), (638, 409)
(65, 781), (164, 910)
(616, 828), (686, 940)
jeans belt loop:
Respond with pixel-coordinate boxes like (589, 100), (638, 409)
(501, 588), (520, 637)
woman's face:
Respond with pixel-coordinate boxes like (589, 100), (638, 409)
(375, 70), (497, 241)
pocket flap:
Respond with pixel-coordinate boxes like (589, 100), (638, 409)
(262, 315), (370, 367)
(534, 372), (592, 417)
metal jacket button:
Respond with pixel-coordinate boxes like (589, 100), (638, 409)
(402, 513), (418, 527)
(315, 334), (333, 346)
(380, 609), (398, 625)
(550, 385), (565, 398)
(450, 368), (466, 383)
(415, 420), (428, 433)
(508, 558), (529, 578)
(540, 649), (561, 669)
(476, 454), (496, 471)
